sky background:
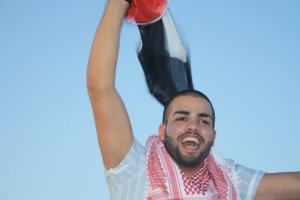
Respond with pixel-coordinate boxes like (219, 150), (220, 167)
(1, 0), (300, 199)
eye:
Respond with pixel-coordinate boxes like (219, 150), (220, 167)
(175, 117), (186, 121)
(199, 119), (211, 126)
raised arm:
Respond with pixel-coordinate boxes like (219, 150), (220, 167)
(255, 172), (300, 200)
(87, 0), (133, 169)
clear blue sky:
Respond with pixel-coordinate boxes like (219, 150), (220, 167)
(1, 0), (299, 199)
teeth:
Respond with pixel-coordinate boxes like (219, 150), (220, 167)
(182, 136), (199, 144)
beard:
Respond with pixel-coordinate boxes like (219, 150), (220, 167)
(163, 132), (213, 168)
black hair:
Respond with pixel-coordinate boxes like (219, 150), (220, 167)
(162, 89), (215, 128)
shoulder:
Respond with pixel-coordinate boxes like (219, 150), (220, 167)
(211, 151), (266, 200)
(104, 139), (148, 199)
(225, 159), (266, 200)
(105, 138), (146, 176)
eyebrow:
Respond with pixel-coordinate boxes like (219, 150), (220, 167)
(173, 110), (190, 116)
(173, 110), (213, 120)
(198, 113), (213, 120)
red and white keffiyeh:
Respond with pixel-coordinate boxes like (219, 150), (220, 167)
(145, 135), (238, 200)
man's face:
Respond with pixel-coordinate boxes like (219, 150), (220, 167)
(159, 95), (216, 168)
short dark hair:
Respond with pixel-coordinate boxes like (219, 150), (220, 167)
(162, 90), (215, 128)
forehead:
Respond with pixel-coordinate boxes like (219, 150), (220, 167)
(168, 95), (213, 116)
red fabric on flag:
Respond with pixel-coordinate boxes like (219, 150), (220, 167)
(126, 0), (168, 24)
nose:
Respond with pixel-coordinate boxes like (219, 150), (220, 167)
(186, 119), (200, 132)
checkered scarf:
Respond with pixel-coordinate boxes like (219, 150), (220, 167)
(145, 135), (238, 200)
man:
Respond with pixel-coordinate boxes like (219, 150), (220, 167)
(87, 0), (300, 199)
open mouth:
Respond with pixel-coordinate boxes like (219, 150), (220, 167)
(181, 135), (200, 150)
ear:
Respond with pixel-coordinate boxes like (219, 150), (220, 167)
(159, 124), (166, 141)
(212, 130), (217, 146)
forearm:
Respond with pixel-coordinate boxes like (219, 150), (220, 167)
(87, 0), (129, 92)
(255, 172), (300, 200)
